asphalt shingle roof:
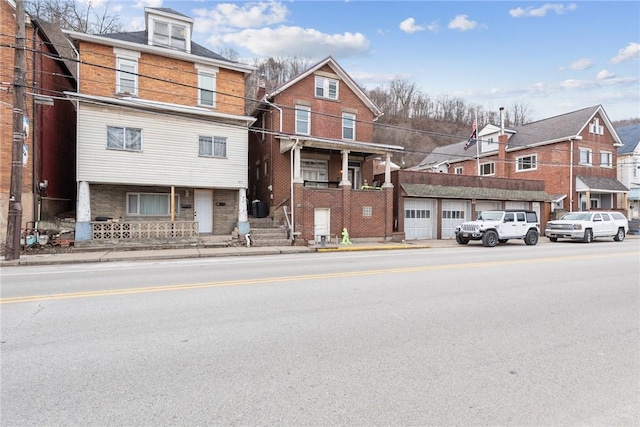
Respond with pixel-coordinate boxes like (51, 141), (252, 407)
(616, 124), (640, 155)
(401, 183), (550, 202)
(576, 175), (629, 192)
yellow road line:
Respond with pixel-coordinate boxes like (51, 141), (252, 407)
(2, 251), (637, 304)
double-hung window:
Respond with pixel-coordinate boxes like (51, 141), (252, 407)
(342, 113), (355, 140)
(127, 192), (178, 216)
(480, 162), (495, 176)
(579, 148), (592, 165)
(600, 151), (612, 168)
(153, 20), (186, 51)
(516, 154), (537, 172)
(301, 158), (328, 187)
(454, 167), (463, 175)
(199, 136), (227, 158)
(295, 106), (311, 135)
(107, 126), (142, 151)
(196, 65), (217, 107)
(315, 76), (338, 100)
(116, 57), (138, 95)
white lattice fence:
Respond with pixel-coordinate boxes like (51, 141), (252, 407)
(92, 221), (199, 241)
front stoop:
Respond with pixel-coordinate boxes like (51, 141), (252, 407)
(248, 217), (290, 247)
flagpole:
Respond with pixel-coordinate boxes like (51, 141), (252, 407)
(475, 112), (480, 176)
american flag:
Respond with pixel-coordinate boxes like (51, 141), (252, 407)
(464, 119), (477, 151)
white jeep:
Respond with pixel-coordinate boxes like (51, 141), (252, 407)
(455, 210), (540, 247)
(544, 211), (628, 243)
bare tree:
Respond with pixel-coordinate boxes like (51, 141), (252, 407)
(27, 0), (122, 34)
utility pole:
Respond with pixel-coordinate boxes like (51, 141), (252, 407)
(5, 0), (26, 260)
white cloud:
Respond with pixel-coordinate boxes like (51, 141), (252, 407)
(448, 15), (478, 31)
(426, 22), (440, 32)
(610, 42), (640, 64)
(568, 58), (593, 70)
(399, 17), (424, 34)
(193, 1), (288, 34)
(509, 3), (578, 18)
(596, 70), (615, 80)
(211, 26), (370, 59)
(134, 0), (163, 9)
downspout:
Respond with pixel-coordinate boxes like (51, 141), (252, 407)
(569, 138), (574, 212)
(32, 23), (38, 224)
(290, 138), (300, 239)
(264, 98), (281, 195)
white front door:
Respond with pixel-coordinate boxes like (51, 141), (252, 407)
(194, 190), (213, 233)
(314, 208), (330, 242)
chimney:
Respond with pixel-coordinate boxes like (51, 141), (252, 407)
(256, 73), (266, 100)
(497, 107), (507, 177)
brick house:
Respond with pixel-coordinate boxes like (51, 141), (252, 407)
(63, 7), (256, 245)
(248, 57), (403, 245)
(1, 0), (76, 248)
(413, 105), (627, 224)
(616, 124), (640, 220)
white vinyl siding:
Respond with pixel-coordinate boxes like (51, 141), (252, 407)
(77, 103), (248, 188)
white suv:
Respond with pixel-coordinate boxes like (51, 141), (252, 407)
(455, 210), (540, 247)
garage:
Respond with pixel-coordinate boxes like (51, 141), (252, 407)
(404, 198), (436, 239)
(441, 199), (471, 239)
(475, 200), (500, 214)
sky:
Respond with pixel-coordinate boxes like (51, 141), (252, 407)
(105, 0), (639, 122)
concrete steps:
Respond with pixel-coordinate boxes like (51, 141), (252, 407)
(248, 217), (290, 247)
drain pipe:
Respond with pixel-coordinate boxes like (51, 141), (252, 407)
(568, 135), (583, 212)
(290, 138), (300, 239)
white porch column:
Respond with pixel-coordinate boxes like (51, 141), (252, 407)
(382, 153), (393, 188)
(75, 181), (92, 241)
(293, 145), (303, 184)
(237, 187), (249, 234)
(340, 150), (351, 187)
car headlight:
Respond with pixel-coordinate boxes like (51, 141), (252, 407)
(572, 224), (582, 230)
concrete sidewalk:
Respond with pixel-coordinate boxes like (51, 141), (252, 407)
(0, 239), (444, 267)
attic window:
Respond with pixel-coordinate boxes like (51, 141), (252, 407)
(153, 20), (186, 51)
(589, 118), (604, 135)
(315, 76), (338, 100)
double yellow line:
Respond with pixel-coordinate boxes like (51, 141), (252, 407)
(2, 251), (637, 304)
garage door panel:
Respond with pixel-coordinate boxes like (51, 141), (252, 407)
(442, 200), (471, 239)
(404, 198), (435, 239)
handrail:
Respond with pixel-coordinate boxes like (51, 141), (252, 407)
(282, 206), (293, 241)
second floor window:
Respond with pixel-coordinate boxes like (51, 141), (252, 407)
(315, 76), (338, 100)
(198, 72), (216, 107)
(516, 154), (537, 172)
(199, 136), (227, 158)
(600, 151), (612, 168)
(579, 148), (592, 165)
(153, 20), (186, 51)
(116, 57), (137, 95)
(295, 106), (310, 135)
(480, 162), (495, 176)
(107, 126), (142, 151)
(454, 167), (463, 174)
(342, 113), (355, 140)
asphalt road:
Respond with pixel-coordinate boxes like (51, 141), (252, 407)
(1, 240), (639, 426)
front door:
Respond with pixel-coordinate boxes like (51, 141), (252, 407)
(314, 208), (330, 243)
(194, 189), (213, 233)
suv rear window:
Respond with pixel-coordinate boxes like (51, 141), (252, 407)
(526, 212), (538, 222)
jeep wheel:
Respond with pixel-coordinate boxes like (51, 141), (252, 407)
(456, 234), (469, 245)
(582, 229), (593, 243)
(498, 239), (508, 244)
(482, 230), (498, 247)
(524, 229), (539, 245)
(548, 237), (558, 242)
(614, 228), (625, 242)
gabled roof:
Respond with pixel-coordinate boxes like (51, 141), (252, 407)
(31, 18), (78, 81)
(264, 56), (383, 118)
(616, 124), (640, 155)
(507, 105), (621, 149)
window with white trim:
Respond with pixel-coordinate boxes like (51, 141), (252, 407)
(579, 148), (592, 165)
(516, 154), (537, 172)
(198, 72), (216, 107)
(295, 106), (310, 135)
(480, 162), (495, 176)
(153, 20), (186, 51)
(116, 57), (138, 95)
(107, 126), (142, 151)
(342, 113), (355, 140)
(363, 206), (373, 217)
(600, 151), (612, 168)
(198, 136), (227, 158)
(301, 158), (328, 187)
(589, 118), (604, 135)
(454, 167), (463, 174)
(126, 193), (178, 216)
(315, 76), (338, 100)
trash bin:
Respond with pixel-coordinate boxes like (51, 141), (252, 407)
(251, 200), (260, 217)
(257, 201), (269, 218)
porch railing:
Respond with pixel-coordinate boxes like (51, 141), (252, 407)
(91, 221), (199, 241)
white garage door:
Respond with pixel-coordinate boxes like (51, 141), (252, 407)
(404, 198), (436, 239)
(442, 199), (471, 239)
(505, 201), (527, 210)
(476, 200), (500, 215)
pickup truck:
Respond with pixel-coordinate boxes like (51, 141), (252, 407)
(544, 211), (628, 243)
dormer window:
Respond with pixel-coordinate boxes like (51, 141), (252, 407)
(153, 20), (186, 50)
